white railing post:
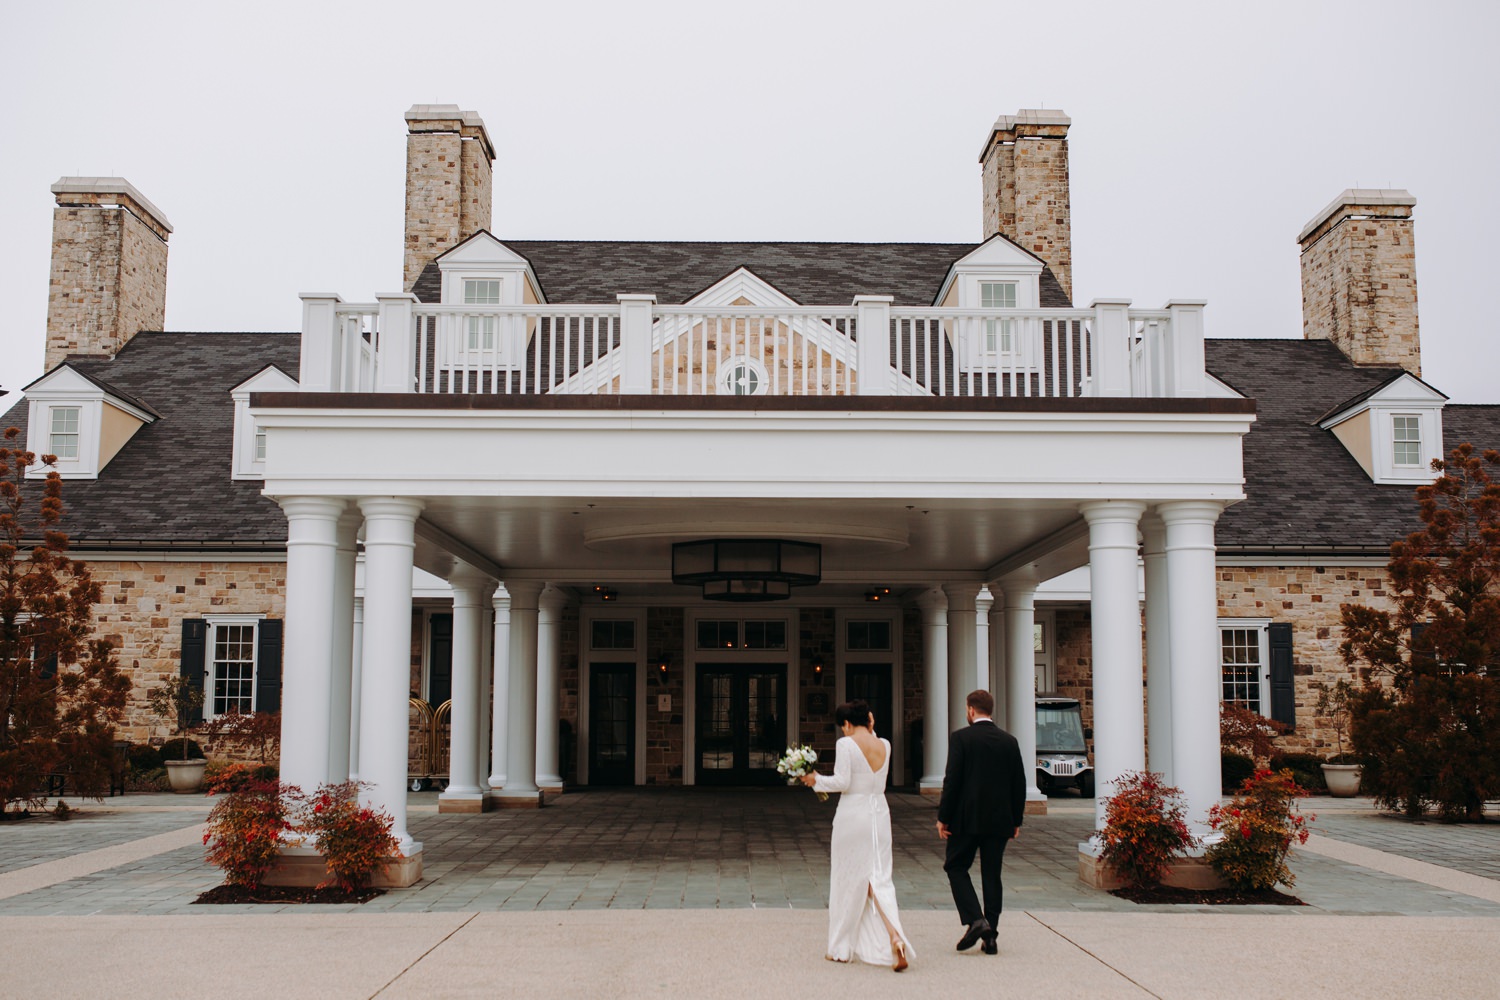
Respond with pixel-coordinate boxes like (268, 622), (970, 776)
(853, 295), (893, 395)
(375, 293), (419, 393)
(618, 294), (657, 394)
(298, 293), (343, 392)
(1164, 300), (1207, 398)
(1089, 298), (1132, 397)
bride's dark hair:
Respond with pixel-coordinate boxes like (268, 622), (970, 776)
(834, 699), (874, 730)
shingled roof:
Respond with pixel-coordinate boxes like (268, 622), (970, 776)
(1205, 340), (1500, 553)
(412, 240), (1073, 308)
(1, 332), (300, 548)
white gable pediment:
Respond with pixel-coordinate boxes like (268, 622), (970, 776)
(231, 364), (299, 398)
(1363, 372), (1448, 407)
(951, 234), (1046, 271)
(24, 364), (102, 397)
(435, 229), (531, 267)
(934, 234), (1045, 308)
(683, 266), (801, 308)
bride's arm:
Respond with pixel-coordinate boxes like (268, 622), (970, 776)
(811, 739), (853, 793)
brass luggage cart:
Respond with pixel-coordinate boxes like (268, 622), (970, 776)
(407, 697), (453, 791)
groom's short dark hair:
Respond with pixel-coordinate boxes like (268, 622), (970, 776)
(966, 690), (995, 716)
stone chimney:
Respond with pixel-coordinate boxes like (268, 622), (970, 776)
(980, 109), (1072, 301)
(403, 104), (495, 292)
(45, 177), (171, 371)
(1298, 189), (1420, 374)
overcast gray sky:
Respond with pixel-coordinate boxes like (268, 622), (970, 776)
(3, 0), (1496, 403)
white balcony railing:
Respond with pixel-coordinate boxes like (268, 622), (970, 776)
(297, 294), (1208, 400)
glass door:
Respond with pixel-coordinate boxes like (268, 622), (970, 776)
(588, 663), (635, 786)
(695, 665), (786, 785)
(845, 662), (893, 788)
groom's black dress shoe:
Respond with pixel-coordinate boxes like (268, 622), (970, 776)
(981, 931), (998, 955)
(956, 919), (992, 951)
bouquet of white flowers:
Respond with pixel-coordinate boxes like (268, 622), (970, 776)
(777, 745), (829, 801)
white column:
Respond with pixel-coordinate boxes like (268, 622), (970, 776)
(1142, 514), (1173, 783)
(374, 293), (418, 393)
(986, 585), (1007, 728)
(1088, 299), (1133, 398)
(497, 580), (543, 804)
(277, 497), (346, 794)
(1159, 501), (1224, 842)
(349, 596), (364, 782)
(917, 589), (949, 793)
(535, 585), (566, 790)
(476, 589), (494, 794)
(297, 294), (343, 393)
(327, 506), (360, 783)
(440, 568), (493, 804)
(487, 587), (511, 788)
(1003, 580), (1045, 804)
(975, 588), (993, 697)
(356, 496), (424, 854)
(617, 294), (657, 394)
(853, 295), (893, 395)
(1081, 500), (1147, 831)
(944, 583), (979, 734)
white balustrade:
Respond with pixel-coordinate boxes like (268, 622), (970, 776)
(300, 296), (1198, 399)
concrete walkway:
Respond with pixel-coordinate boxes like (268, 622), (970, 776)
(1, 789), (1497, 997)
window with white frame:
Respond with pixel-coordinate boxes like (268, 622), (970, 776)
(253, 425), (267, 463)
(980, 281), (1017, 353)
(1392, 414), (1422, 467)
(206, 617), (260, 719)
(464, 279), (501, 350)
(48, 406), (81, 459)
(1218, 622), (1270, 714)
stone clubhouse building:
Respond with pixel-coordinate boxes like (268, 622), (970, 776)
(8, 103), (1495, 883)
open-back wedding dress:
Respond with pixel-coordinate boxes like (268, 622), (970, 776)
(812, 736), (913, 965)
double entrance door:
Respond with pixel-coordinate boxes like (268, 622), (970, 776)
(695, 665), (786, 785)
(588, 663), (636, 786)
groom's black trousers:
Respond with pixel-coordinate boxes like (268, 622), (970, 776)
(944, 831), (1008, 927)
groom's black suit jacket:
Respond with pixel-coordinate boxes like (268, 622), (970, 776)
(937, 719), (1027, 839)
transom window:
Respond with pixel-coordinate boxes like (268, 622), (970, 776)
(846, 620), (892, 651)
(1392, 415), (1422, 467)
(590, 619), (637, 651)
(209, 619), (258, 718)
(463, 279), (501, 350)
(1219, 625), (1266, 714)
(980, 281), (1017, 353)
(697, 619), (787, 650)
(49, 406), (81, 460)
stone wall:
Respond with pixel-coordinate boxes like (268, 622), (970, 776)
(85, 558), (285, 743)
(644, 607), (685, 785)
(46, 196), (169, 369)
(1299, 199), (1420, 374)
(653, 313), (851, 395)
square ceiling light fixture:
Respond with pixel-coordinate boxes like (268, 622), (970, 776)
(671, 539), (821, 602)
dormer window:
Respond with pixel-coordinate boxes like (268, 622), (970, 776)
(23, 366), (159, 480)
(980, 281), (1017, 353)
(464, 279), (501, 350)
(232, 364), (300, 480)
(49, 406), (82, 459)
(1318, 372), (1447, 485)
(1392, 414), (1422, 467)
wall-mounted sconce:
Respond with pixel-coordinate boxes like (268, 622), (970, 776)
(811, 657), (825, 685)
(864, 587), (891, 603)
(654, 655), (670, 684)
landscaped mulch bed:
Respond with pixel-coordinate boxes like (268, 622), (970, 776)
(194, 884), (385, 905)
(1110, 885), (1302, 905)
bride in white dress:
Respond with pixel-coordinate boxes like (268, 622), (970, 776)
(801, 700), (913, 972)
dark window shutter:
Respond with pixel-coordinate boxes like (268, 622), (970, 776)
(256, 618), (283, 714)
(39, 653), (58, 681)
(180, 618), (208, 725)
(1268, 622), (1294, 728)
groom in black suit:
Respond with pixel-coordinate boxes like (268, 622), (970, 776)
(936, 689), (1026, 955)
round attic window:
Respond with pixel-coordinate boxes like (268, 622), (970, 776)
(719, 356), (768, 396)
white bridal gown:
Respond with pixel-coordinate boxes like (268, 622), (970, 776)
(812, 736), (913, 965)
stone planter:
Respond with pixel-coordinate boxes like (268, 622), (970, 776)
(164, 758), (208, 794)
(1321, 762), (1363, 798)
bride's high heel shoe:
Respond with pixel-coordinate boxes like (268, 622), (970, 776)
(891, 939), (908, 973)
